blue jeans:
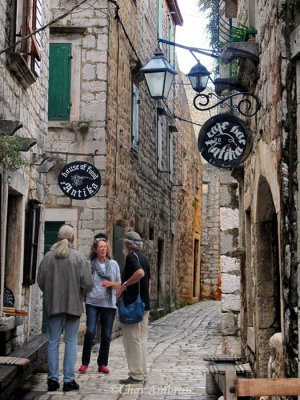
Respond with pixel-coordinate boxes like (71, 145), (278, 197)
(82, 304), (116, 366)
(47, 313), (80, 383)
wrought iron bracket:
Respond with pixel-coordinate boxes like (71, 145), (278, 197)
(193, 91), (262, 117)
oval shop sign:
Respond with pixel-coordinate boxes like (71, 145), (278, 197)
(58, 161), (101, 199)
(198, 114), (250, 168)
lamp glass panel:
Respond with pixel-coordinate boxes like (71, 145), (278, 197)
(143, 57), (167, 71)
(145, 71), (165, 98)
(163, 71), (175, 98)
(200, 75), (209, 88)
(189, 75), (197, 90)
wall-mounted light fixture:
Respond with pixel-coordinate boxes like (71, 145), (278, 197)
(140, 39), (261, 118)
(139, 51), (178, 100)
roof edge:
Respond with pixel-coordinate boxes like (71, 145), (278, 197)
(166, 0), (184, 26)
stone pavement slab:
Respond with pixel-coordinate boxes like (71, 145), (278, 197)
(18, 300), (221, 400)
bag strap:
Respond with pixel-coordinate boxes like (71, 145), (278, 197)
(133, 252), (142, 295)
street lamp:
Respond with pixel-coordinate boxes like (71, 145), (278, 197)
(187, 61), (211, 93)
(140, 51), (178, 100)
(140, 40), (261, 118)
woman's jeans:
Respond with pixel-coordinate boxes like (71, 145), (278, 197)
(47, 313), (80, 383)
(82, 304), (116, 366)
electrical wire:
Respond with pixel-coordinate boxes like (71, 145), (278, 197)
(162, 100), (203, 128)
(0, 0), (91, 56)
(0, 0), (119, 56)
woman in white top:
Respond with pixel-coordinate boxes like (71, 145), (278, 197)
(79, 239), (121, 374)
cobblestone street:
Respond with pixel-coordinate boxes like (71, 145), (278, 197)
(20, 300), (221, 400)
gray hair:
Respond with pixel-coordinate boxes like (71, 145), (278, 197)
(124, 238), (143, 251)
(51, 225), (74, 258)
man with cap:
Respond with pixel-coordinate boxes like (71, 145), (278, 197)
(116, 231), (151, 385)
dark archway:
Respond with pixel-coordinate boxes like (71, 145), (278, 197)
(255, 176), (281, 376)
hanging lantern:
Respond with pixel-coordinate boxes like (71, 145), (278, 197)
(140, 52), (178, 100)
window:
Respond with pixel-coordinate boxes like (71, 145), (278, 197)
(157, 111), (163, 170)
(157, 0), (163, 40)
(48, 43), (72, 120)
(169, 18), (175, 65)
(131, 82), (139, 150)
(14, 0), (42, 76)
(169, 130), (174, 182)
(23, 200), (41, 285)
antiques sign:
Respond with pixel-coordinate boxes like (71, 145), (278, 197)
(58, 161), (101, 199)
(198, 114), (250, 168)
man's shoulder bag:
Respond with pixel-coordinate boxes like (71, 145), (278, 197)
(118, 252), (145, 324)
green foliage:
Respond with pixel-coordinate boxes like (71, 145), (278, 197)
(198, 0), (220, 52)
(0, 135), (29, 171)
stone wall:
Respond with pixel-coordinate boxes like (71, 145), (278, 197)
(230, 0), (299, 377)
(0, 0), (50, 353)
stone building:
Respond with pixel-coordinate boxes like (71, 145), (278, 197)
(45, 0), (202, 336)
(220, 0), (299, 379)
(0, 0), (50, 355)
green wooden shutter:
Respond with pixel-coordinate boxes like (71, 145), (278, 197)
(131, 83), (139, 150)
(48, 43), (71, 120)
(157, 0), (163, 40)
(169, 131), (174, 182)
(169, 19), (174, 65)
(157, 111), (163, 169)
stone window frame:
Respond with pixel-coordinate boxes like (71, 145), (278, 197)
(48, 30), (84, 126)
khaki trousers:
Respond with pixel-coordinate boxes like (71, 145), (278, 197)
(121, 311), (149, 381)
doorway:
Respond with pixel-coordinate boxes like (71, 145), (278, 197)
(255, 177), (281, 376)
(157, 239), (165, 308)
(193, 239), (200, 298)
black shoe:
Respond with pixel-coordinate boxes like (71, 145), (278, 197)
(63, 380), (80, 392)
(47, 379), (60, 391)
(119, 377), (143, 385)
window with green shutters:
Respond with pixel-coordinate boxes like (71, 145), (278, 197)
(131, 82), (139, 150)
(48, 43), (72, 120)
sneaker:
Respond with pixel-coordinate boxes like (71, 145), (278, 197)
(78, 365), (88, 373)
(98, 365), (110, 373)
(63, 380), (80, 392)
(119, 377), (143, 385)
(47, 379), (60, 391)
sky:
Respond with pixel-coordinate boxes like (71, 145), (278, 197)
(175, 0), (215, 75)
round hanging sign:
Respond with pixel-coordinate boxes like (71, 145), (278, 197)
(198, 114), (250, 168)
(58, 161), (101, 200)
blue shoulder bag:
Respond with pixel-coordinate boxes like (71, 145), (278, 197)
(118, 253), (145, 324)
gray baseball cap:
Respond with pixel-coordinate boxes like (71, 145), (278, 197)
(122, 231), (142, 241)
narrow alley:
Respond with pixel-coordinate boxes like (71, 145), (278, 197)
(18, 301), (221, 400)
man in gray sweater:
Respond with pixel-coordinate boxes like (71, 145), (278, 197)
(37, 224), (93, 392)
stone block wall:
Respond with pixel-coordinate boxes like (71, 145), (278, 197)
(0, 0), (50, 352)
(231, 0), (299, 377)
